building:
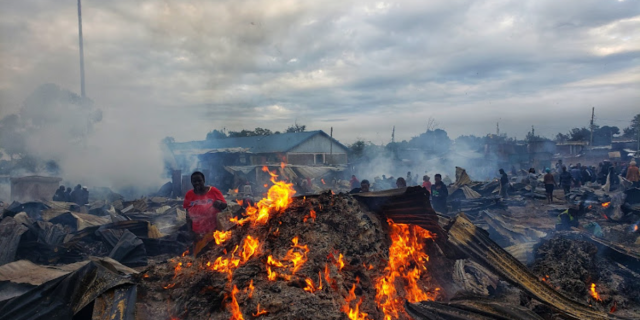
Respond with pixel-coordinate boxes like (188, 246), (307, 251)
(166, 131), (349, 193)
(10, 176), (62, 202)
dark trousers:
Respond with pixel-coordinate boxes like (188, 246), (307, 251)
(563, 185), (571, 198)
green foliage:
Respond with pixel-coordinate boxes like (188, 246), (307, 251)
(228, 127), (273, 137)
(206, 130), (227, 140)
(285, 124), (306, 133)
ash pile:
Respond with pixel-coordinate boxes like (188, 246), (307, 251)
(139, 186), (446, 320)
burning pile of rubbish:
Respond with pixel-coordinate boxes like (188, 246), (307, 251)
(139, 170), (443, 319)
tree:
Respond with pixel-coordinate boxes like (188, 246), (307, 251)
(285, 123), (306, 133)
(408, 129), (451, 155)
(568, 127), (591, 142)
(455, 135), (486, 151)
(228, 128), (273, 137)
(622, 113), (640, 139)
(349, 140), (365, 159)
(206, 130), (227, 140)
(555, 133), (569, 143)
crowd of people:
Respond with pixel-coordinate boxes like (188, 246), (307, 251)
(52, 184), (89, 205)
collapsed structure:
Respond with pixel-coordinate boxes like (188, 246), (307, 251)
(1, 166), (639, 319)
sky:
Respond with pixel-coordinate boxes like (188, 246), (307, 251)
(0, 1), (638, 147)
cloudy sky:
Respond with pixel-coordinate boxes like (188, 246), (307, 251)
(1, 0), (639, 147)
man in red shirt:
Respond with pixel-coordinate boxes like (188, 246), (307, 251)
(183, 171), (227, 237)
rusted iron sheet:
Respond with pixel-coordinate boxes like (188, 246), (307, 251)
(445, 214), (630, 320)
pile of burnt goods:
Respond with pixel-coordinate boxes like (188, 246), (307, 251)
(531, 236), (640, 318)
(3, 185), (639, 320)
(0, 196), (190, 269)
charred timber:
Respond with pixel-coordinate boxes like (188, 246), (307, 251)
(444, 214), (630, 320)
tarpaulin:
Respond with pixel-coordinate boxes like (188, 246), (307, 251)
(0, 258), (134, 320)
(99, 229), (147, 267)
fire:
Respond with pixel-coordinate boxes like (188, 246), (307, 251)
(336, 253), (345, 271)
(304, 278), (317, 293)
(324, 263), (336, 289)
(214, 230), (232, 245)
(375, 220), (437, 320)
(267, 266), (277, 281)
(231, 167), (296, 226)
(341, 281), (370, 320)
(228, 285), (244, 320)
(590, 283), (601, 301)
(321, 179), (326, 185)
(173, 262), (182, 279)
(280, 162), (286, 169)
(634, 225), (638, 232)
(241, 236), (260, 263)
(602, 202), (611, 208)
(304, 209), (317, 223)
(252, 304), (268, 317)
(246, 279), (255, 298)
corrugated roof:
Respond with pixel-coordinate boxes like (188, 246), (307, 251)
(169, 130), (348, 154)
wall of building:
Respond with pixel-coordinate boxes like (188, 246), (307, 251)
(10, 176), (62, 202)
(289, 134), (348, 154)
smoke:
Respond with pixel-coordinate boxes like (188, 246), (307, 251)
(0, 84), (165, 197)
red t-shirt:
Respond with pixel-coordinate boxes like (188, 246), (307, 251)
(183, 187), (226, 234)
(422, 181), (432, 191)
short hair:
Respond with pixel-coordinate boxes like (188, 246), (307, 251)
(435, 174), (442, 178)
(191, 171), (205, 180)
(361, 179), (370, 185)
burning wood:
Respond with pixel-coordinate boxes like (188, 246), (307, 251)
(140, 170), (442, 319)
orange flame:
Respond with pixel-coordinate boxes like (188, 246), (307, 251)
(173, 262), (182, 279)
(634, 225), (638, 232)
(232, 168), (296, 226)
(214, 230), (232, 245)
(602, 202), (611, 208)
(280, 162), (286, 169)
(304, 278), (317, 293)
(252, 304), (268, 317)
(267, 266), (277, 281)
(341, 281), (370, 320)
(228, 285), (244, 320)
(246, 279), (254, 298)
(241, 236), (260, 263)
(590, 283), (601, 301)
(336, 253), (345, 271)
(321, 179), (326, 185)
(375, 220), (437, 320)
(304, 209), (317, 223)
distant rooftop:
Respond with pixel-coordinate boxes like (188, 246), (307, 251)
(169, 130), (348, 154)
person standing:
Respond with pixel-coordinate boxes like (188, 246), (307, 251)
(626, 161), (639, 188)
(422, 175), (432, 192)
(53, 186), (65, 201)
(396, 177), (407, 188)
(431, 174), (449, 213)
(499, 169), (509, 198)
(183, 171), (227, 238)
(349, 175), (360, 189)
(559, 166), (573, 200)
(543, 168), (556, 204)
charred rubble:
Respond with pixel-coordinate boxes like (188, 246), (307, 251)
(0, 167), (640, 319)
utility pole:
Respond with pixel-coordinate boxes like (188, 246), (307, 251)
(531, 125), (535, 139)
(589, 107), (595, 146)
(391, 126), (395, 144)
(77, 0), (86, 98)
(496, 122), (500, 136)
(329, 127), (333, 162)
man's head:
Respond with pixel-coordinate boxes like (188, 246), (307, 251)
(191, 171), (206, 192)
(360, 180), (370, 192)
(58, 186), (64, 190)
(352, 175), (356, 179)
(66, 187), (71, 192)
(407, 171), (411, 176)
(631, 161), (637, 167)
(499, 169), (505, 174)
(435, 174), (442, 183)
(396, 177), (407, 188)
(75, 184), (81, 189)
(423, 175), (430, 182)
(562, 166), (567, 172)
